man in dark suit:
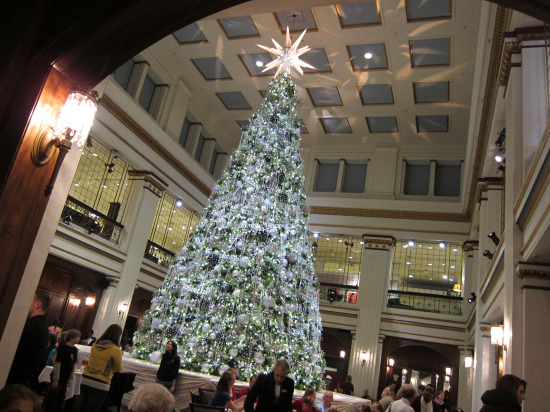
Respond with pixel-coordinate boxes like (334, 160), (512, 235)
(6, 292), (51, 389)
(411, 383), (440, 412)
(245, 359), (294, 412)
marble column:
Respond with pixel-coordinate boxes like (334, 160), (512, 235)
(348, 235), (394, 397)
(92, 171), (166, 335)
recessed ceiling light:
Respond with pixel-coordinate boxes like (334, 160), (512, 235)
(406, 262), (411, 265)
(428, 263), (433, 266)
(255, 60), (263, 67)
(408, 241), (415, 246)
(409, 275), (414, 278)
(364, 52), (373, 59)
(443, 275), (448, 279)
(439, 242), (446, 248)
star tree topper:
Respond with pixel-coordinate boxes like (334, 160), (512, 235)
(258, 27), (316, 77)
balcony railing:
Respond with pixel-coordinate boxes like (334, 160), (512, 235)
(60, 196), (124, 244)
(319, 283), (359, 304)
(387, 290), (463, 315)
(144, 240), (175, 268)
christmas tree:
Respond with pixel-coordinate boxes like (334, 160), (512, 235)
(133, 35), (325, 389)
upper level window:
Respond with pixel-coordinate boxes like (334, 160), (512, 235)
(315, 162), (339, 192)
(209, 149), (219, 175)
(195, 135), (206, 162)
(343, 163), (367, 193)
(434, 164), (461, 196)
(112, 59), (135, 90)
(404, 163), (430, 195)
(138, 75), (157, 112)
(179, 118), (191, 148)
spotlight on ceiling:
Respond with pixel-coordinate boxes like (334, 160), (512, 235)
(364, 52), (373, 59)
(175, 199), (183, 207)
(106, 162), (115, 173)
(498, 164), (505, 173)
(483, 250), (494, 260)
(495, 154), (504, 163)
(86, 136), (93, 147)
(495, 128), (506, 147)
(467, 292), (476, 303)
(488, 232), (500, 246)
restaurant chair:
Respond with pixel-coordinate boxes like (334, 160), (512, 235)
(189, 403), (225, 412)
(198, 387), (215, 405)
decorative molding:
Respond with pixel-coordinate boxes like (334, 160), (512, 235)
(310, 206), (469, 222)
(466, 6), (510, 217)
(128, 170), (168, 197)
(516, 262), (550, 280)
(101, 95), (211, 197)
(475, 177), (504, 204)
(362, 234), (395, 248)
(480, 326), (491, 332)
(463, 240), (479, 251)
(499, 41), (522, 87)
(381, 318), (465, 333)
(105, 276), (120, 287)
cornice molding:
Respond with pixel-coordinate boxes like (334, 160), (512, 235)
(309, 206), (469, 222)
(362, 234), (395, 248)
(516, 262), (550, 280)
(499, 40), (522, 87)
(463, 240), (479, 251)
(101, 95), (212, 197)
(466, 6), (510, 217)
(128, 170), (168, 197)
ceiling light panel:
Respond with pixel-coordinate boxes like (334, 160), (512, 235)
(275, 9), (318, 31)
(416, 115), (449, 132)
(359, 84), (394, 105)
(413, 81), (450, 103)
(347, 43), (388, 70)
(239, 53), (277, 76)
(409, 38), (451, 67)
(406, 0), (452, 21)
(173, 23), (207, 44)
(337, 0), (381, 27)
(320, 118), (352, 134)
(216, 92), (252, 110)
(366, 116), (398, 133)
(218, 16), (260, 38)
(191, 57), (232, 80)
(307, 87), (343, 106)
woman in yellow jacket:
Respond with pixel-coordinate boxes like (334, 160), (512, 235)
(80, 324), (123, 412)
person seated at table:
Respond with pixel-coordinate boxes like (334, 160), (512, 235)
(128, 383), (174, 412)
(237, 374), (258, 400)
(0, 384), (40, 412)
(44, 329), (81, 412)
(80, 324), (123, 412)
(79, 329), (96, 346)
(292, 387), (318, 412)
(155, 340), (180, 393)
(209, 370), (244, 412)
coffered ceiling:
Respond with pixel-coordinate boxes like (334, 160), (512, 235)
(145, 0), (483, 159)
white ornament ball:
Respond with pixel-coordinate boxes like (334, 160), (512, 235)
(237, 314), (249, 324)
(151, 318), (161, 329)
(254, 352), (266, 363)
(229, 348), (238, 357)
(202, 363), (210, 373)
(203, 323), (211, 331)
(240, 257), (250, 266)
(314, 365), (322, 374)
(150, 351), (162, 364)
(261, 205), (267, 212)
(219, 364), (230, 374)
(233, 289), (241, 298)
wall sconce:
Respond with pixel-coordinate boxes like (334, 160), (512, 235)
(453, 284), (462, 292)
(483, 250), (494, 260)
(445, 367), (452, 376)
(491, 324), (504, 346)
(118, 302), (129, 317)
(388, 357), (395, 367)
(467, 292), (476, 303)
(85, 297), (96, 306)
(464, 355), (473, 368)
(340, 350), (346, 359)
(106, 162), (115, 173)
(488, 232), (500, 247)
(495, 128), (506, 147)
(359, 352), (369, 366)
(32, 90), (99, 196)
(68, 297), (81, 307)
(403, 369), (408, 375)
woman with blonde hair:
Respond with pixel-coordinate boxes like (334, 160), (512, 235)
(128, 383), (175, 412)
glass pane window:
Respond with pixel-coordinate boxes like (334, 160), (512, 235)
(404, 163), (430, 195)
(343, 163), (367, 193)
(435, 164), (461, 196)
(112, 59), (135, 90)
(138, 75), (156, 112)
(391, 240), (464, 295)
(179, 118), (191, 148)
(315, 162), (339, 192)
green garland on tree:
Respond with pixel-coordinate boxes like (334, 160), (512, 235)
(132, 73), (325, 389)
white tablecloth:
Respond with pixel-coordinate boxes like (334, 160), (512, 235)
(75, 345), (371, 412)
(38, 365), (83, 399)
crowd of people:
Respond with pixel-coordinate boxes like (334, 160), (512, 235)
(0, 292), (529, 412)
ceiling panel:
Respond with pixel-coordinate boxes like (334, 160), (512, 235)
(347, 43), (389, 70)
(239, 53), (277, 76)
(336, 1), (381, 27)
(409, 38), (451, 67)
(416, 115), (449, 132)
(320, 118), (352, 133)
(173, 23), (208, 44)
(359, 84), (394, 105)
(413, 81), (450, 103)
(366, 116), (399, 133)
(275, 9), (318, 31)
(307, 86), (343, 106)
(191, 57), (232, 80)
(217, 92), (252, 110)
(406, 0), (452, 21)
(218, 16), (260, 38)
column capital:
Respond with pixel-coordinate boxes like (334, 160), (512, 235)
(475, 177), (503, 204)
(128, 170), (168, 197)
(516, 262), (550, 280)
(463, 241), (479, 252)
(105, 276), (120, 287)
(362, 234), (395, 249)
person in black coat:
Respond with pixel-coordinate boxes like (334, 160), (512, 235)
(411, 383), (440, 412)
(479, 374), (526, 412)
(6, 292), (51, 390)
(244, 359), (294, 412)
(155, 341), (181, 393)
